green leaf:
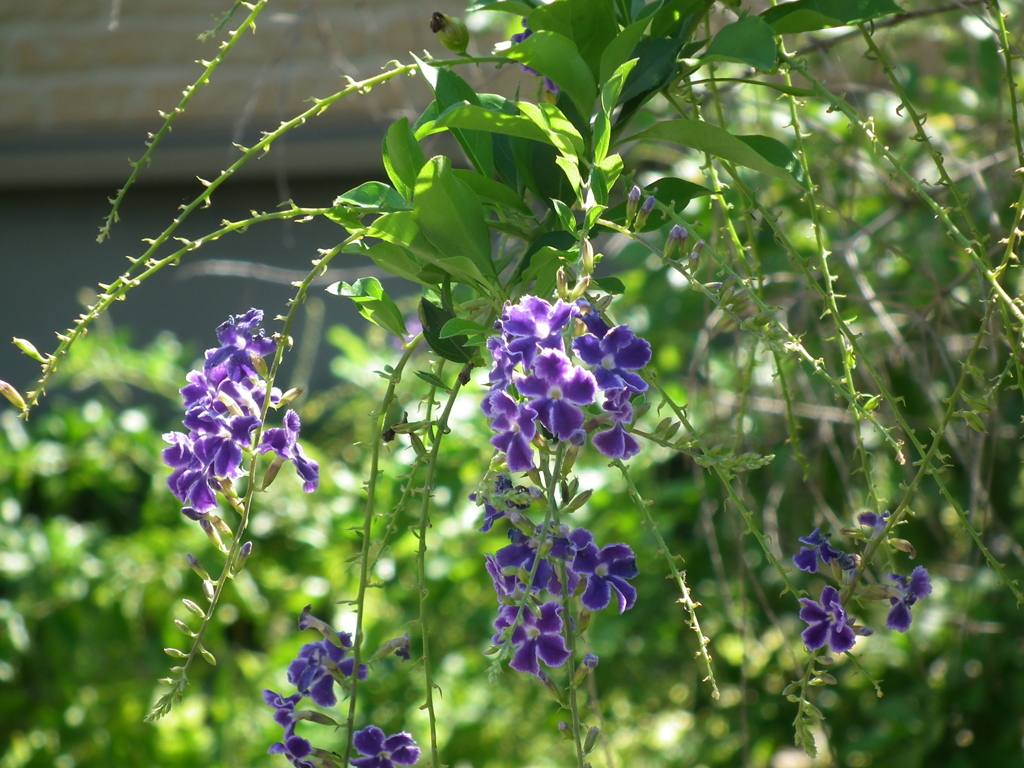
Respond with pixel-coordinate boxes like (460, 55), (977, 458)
(333, 181), (406, 211)
(467, 0), (534, 13)
(528, 0), (618, 79)
(650, 0), (713, 39)
(365, 242), (430, 286)
(736, 134), (806, 187)
(415, 369), (455, 393)
(439, 318), (489, 339)
(431, 102), (553, 145)
(506, 31), (598, 118)
(414, 56), (494, 177)
(418, 298), (476, 364)
(701, 17), (778, 72)
(593, 276), (626, 294)
(413, 156), (496, 283)
(595, 58), (639, 164)
(325, 277), (408, 339)
(599, 17), (650, 83)
(623, 120), (802, 183)
(761, 0), (904, 34)
(382, 118), (426, 203)
(552, 199), (578, 233)
(516, 101), (586, 159)
(452, 169), (532, 215)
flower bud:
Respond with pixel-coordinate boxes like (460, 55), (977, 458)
(664, 225), (688, 262)
(430, 12), (469, 55)
(625, 185), (642, 227)
(580, 238), (595, 275)
(0, 380), (26, 412)
(689, 240), (704, 272)
(12, 337), (45, 363)
(231, 541), (253, 576)
(634, 195), (657, 231)
(187, 553), (211, 581)
(583, 725), (601, 755)
(199, 517), (228, 553)
(888, 538), (917, 559)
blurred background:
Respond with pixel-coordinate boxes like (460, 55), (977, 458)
(2, 2), (1024, 767)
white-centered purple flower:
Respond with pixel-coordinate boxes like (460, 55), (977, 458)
(886, 566), (932, 632)
(500, 296), (577, 369)
(516, 349), (597, 441)
(570, 540), (639, 613)
(572, 325), (651, 393)
(793, 528), (845, 574)
(351, 725), (420, 768)
(799, 585), (857, 654)
(506, 601), (572, 677)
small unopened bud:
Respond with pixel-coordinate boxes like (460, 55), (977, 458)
(12, 337), (45, 363)
(568, 275), (591, 302)
(688, 241), (704, 271)
(536, 669), (565, 704)
(279, 387), (304, 406)
(583, 725), (601, 755)
(557, 721), (572, 739)
(664, 225), (688, 262)
(888, 538), (917, 559)
(572, 654), (599, 687)
(0, 380), (26, 412)
(556, 266), (570, 299)
(182, 599), (206, 618)
(430, 12), (469, 54)
(563, 489), (593, 514)
(580, 239), (595, 275)
(576, 608), (592, 633)
(187, 554), (211, 581)
(260, 456), (285, 491)
(634, 195), (657, 231)
(202, 579), (216, 603)
(625, 185), (642, 227)
(199, 517), (228, 553)
(231, 541), (253, 575)
(251, 353), (269, 379)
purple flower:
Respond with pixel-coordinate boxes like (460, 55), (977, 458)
(516, 349), (597, 440)
(287, 632), (368, 707)
(351, 725), (420, 768)
(204, 308), (277, 379)
(505, 601), (572, 676)
(858, 510), (891, 540)
(572, 325), (651, 393)
(259, 410), (320, 493)
(793, 528), (845, 574)
(570, 540), (638, 613)
(263, 689), (315, 768)
(500, 296), (577, 369)
(485, 391), (538, 472)
(267, 734), (315, 768)
(799, 585), (856, 654)
(507, 20), (559, 94)
(886, 566), (932, 632)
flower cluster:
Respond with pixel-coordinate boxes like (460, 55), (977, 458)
(477, 475), (638, 678)
(162, 309), (319, 523)
(483, 297), (650, 471)
(265, 607), (419, 768)
(792, 516), (932, 654)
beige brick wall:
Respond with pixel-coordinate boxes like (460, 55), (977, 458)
(0, 0), (518, 186)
